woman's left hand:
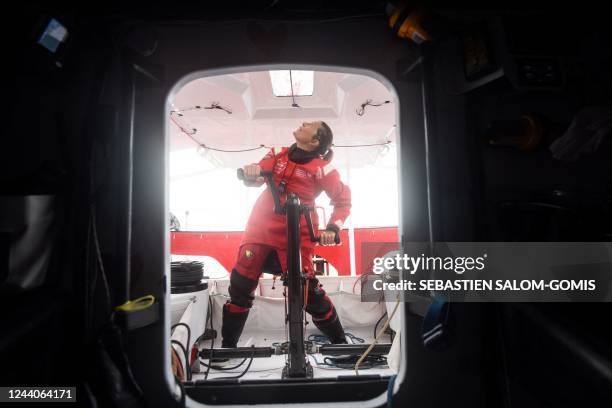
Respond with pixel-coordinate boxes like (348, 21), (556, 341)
(319, 231), (337, 246)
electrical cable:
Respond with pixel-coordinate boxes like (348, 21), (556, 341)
(205, 102), (232, 114)
(374, 311), (388, 339)
(333, 140), (393, 148)
(308, 355), (337, 370)
(93, 205), (144, 396)
(203, 141), (394, 152)
(172, 102), (232, 116)
(169, 113), (197, 135)
(355, 298), (401, 375)
(309, 355), (350, 371)
(356, 99), (392, 116)
(324, 354), (387, 369)
(92, 199), (146, 399)
(201, 144), (268, 153)
(202, 365), (286, 375)
(170, 114), (271, 153)
(171, 322), (192, 374)
(346, 333), (365, 344)
(309, 354), (387, 370)
(213, 345), (256, 380)
(170, 111), (395, 152)
(200, 358), (248, 371)
(204, 296), (215, 380)
(308, 332), (364, 345)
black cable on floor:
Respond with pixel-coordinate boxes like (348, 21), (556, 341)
(346, 333), (365, 344)
(214, 345), (256, 380)
(308, 332), (364, 345)
(374, 312), (387, 338)
(199, 358), (248, 371)
(323, 354), (387, 370)
(171, 323), (192, 358)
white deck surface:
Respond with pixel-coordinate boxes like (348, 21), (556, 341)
(174, 276), (398, 381)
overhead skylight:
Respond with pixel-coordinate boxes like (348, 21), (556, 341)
(269, 70), (314, 97)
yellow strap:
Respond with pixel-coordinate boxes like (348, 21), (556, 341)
(115, 295), (156, 312)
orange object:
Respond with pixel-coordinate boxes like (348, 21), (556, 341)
(518, 114), (543, 151)
(171, 347), (185, 381)
(388, 6), (432, 44)
(486, 114), (543, 152)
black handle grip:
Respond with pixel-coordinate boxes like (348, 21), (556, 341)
(237, 168), (283, 215)
(302, 206), (341, 245)
(312, 231), (341, 245)
(237, 168), (272, 180)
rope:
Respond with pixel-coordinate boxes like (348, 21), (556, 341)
(355, 298), (400, 375)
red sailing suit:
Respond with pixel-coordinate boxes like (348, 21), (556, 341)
(238, 146), (351, 277)
(226, 146), (351, 315)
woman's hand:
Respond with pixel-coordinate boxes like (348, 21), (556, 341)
(243, 164), (262, 180)
(319, 230), (337, 246)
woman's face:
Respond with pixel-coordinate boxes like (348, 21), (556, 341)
(293, 121), (322, 150)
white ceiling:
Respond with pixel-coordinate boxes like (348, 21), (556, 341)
(169, 70), (396, 168)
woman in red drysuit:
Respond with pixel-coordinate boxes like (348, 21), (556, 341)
(221, 121), (351, 347)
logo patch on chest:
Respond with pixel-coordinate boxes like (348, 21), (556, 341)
(274, 160), (287, 174)
(294, 168), (312, 179)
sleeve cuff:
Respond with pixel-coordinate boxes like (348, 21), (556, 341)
(325, 223), (340, 234)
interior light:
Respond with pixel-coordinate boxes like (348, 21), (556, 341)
(269, 70), (314, 97)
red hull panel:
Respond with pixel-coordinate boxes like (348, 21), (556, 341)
(171, 227), (398, 276)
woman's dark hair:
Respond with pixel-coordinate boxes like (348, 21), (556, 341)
(315, 121), (334, 161)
